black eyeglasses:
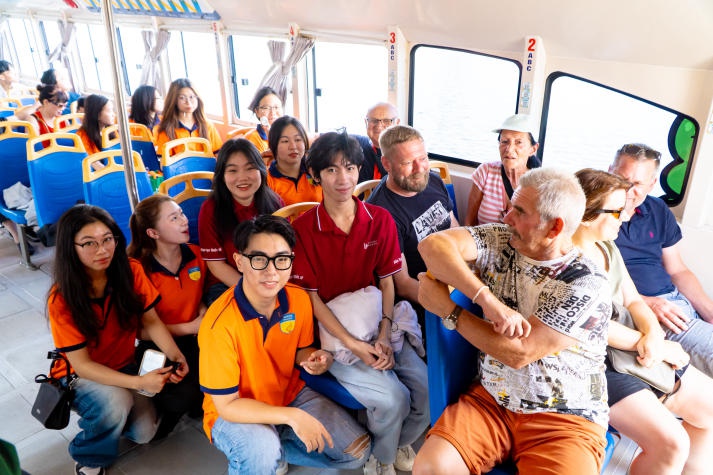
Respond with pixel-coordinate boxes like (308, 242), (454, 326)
(365, 118), (396, 127)
(594, 208), (625, 220)
(242, 253), (295, 271)
(617, 144), (661, 162)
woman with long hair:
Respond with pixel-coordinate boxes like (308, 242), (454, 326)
(154, 78), (222, 155)
(47, 204), (188, 475)
(128, 195), (206, 440)
(129, 85), (163, 130)
(573, 168), (713, 475)
(266, 115), (321, 205)
(198, 138), (283, 303)
(76, 94), (115, 157)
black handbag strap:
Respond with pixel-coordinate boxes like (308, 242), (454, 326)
(44, 351), (74, 387)
(500, 155), (542, 200)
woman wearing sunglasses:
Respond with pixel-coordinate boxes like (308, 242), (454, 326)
(573, 168), (713, 475)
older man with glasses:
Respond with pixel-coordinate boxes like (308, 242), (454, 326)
(612, 143), (713, 377)
(352, 102), (400, 183)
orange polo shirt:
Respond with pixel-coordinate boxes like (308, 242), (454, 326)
(48, 259), (161, 377)
(145, 243), (207, 325)
(266, 162), (322, 206)
(198, 282), (313, 441)
(154, 121), (223, 156)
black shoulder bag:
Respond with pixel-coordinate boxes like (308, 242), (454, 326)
(31, 351), (76, 430)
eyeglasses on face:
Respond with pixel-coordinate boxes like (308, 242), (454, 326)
(617, 143), (661, 162)
(365, 118), (396, 127)
(594, 208), (625, 220)
(242, 253), (295, 271)
(258, 105), (281, 113)
(74, 235), (118, 252)
(177, 95), (197, 102)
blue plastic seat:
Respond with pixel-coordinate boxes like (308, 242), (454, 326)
(26, 133), (87, 228)
(158, 171), (213, 245)
(160, 137), (216, 191)
(298, 368), (365, 410)
(82, 150), (153, 242)
(425, 288), (617, 474)
(0, 120), (37, 267)
(428, 160), (459, 220)
(53, 113), (84, 134)
(130, 123), (161, 171)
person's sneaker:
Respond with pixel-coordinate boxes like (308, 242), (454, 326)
(276, 458), (289, 475)
(394, 444), (416, 471)
(75, 462), (105, 475)
(363, 455), (396, 475)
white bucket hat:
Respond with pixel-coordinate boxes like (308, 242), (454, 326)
(492, 114), (538, 142)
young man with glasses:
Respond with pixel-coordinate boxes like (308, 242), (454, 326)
(353, 102), (400, 183)
(198, 215), (370, 475)
(612, 143), (713, 377)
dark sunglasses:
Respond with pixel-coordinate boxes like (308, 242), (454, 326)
(594, 208), (624, 219)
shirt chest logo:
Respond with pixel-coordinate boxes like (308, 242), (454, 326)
(279, 313), (296, 334)
(188, 266), (201, 281)
(363, 240), (378, 250)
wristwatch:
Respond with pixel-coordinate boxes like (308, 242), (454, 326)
(442, 305), (463, 330)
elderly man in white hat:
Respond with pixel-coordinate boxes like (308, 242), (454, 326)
(464, 114), (541, 226)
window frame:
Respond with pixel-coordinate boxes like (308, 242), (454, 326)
(408, 43), (522, 167)
(540, 72), (700, 206)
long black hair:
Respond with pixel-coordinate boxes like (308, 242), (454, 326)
(49, 205), (145, 344)
(129, 85), (158, 129)
(211, 138), (282, 236)
(78, 94), (111, 150)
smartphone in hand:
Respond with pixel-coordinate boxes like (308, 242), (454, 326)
(138, 349), (166, 396)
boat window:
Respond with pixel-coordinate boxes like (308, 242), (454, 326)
(75, 24), (113, 91)
(165, 31), (222, 116)
(307, 41), (387, 134)
(541, 73), (698, 206)
(410, 45), (521, 165)
(118, 26), (147, 95)
(228, 35), (293, 121)
(7, 18), (43, 80)
(40, 20), (61, 60)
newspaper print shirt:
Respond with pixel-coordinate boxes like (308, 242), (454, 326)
(469, 224), (611, 428)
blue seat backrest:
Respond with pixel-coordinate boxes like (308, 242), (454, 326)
(178, 194), (207, 245)
(425, 288), (480, 425)
(162, 157), (216, 191)
(82, 154), (153, 243)
(446, 183), (459, 222)
(132, 140), (161, 172)
(298, 368), (365, 411)
(0, 122), (33, 224)
(27, 135), (87, 227)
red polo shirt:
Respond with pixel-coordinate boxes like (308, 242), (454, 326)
(290, 197), (402, 302)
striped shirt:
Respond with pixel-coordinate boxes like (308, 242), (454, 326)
(471, 161), (509, 224)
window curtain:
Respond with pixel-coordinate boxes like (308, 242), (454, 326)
(259, 35), (315, 104)
(47, 20), (77, 91)
(139, 29), (170, 95)
(0, 16), (7, 61)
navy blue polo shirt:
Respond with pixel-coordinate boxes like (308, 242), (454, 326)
(353, 134), (387, 183)
(614, 195), (682, 296)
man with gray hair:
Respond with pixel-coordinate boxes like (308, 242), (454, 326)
(353, 102), (400, 183)
(414, 168), (611, 475)
(367, 124), (458, 306)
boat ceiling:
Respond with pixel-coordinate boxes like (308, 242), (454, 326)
(3, 0), (713, 71)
